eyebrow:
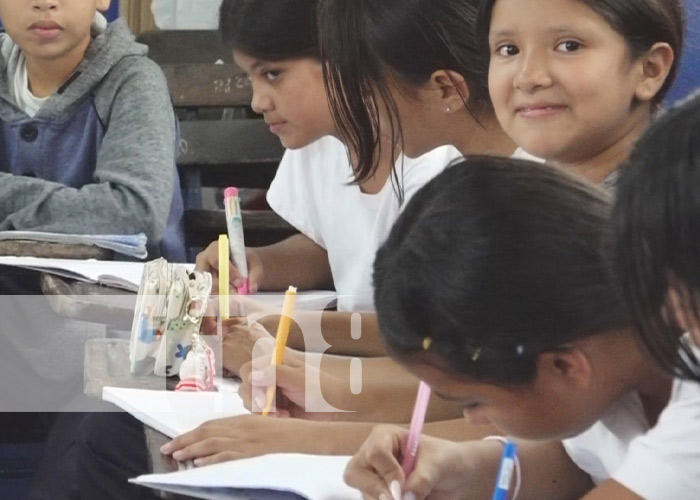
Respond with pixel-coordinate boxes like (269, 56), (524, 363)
(489, 26), (581, 39)
(249, 60), (265, 72)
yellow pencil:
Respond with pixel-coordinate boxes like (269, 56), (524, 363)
(262, 285), (298, 416)
(218, 234), (230, 320)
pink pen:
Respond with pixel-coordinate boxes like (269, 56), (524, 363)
(223, 187), (249, 294)
(402, 381), (432, 477)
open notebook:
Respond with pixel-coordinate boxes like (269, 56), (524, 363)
(131, 453), (362, 500)
(102, 385), (249, 438)
(0, 256), (147, 292)
(0, 256), (338, 309)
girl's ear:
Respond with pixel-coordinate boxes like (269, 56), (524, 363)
(634, 42), (675, 102)
(667, 286), (700, 334)
(535, 348), (592, 391)
(429, 70), (470, 113)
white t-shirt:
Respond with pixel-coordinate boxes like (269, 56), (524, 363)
(267, 136), (462, 312)
(563, 342), (700, 499)
(7, 48), (49, 117)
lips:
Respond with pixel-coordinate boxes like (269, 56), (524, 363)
(515, 103), (567, 118)
(29, 20), (63, 40)
(265, 120), (286, 134)
(29, 20), (62, 30)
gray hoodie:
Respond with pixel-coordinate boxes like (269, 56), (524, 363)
(0, 18), (184, 260)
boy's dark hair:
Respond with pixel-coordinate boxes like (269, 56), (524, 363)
(477, 0), (685, 104)
(219, 0), (319, 61)
(373, 156), (628, 385)
(614, 90), (700, 382)
(317, 0), (490, 186)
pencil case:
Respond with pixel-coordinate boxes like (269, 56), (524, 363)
(129, 258), (212, 377)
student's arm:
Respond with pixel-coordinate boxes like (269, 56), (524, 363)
(0, 57), (175, 246)
(161, 416), (495, 467)
(579, 482), (644, 500)
(252, 309), (385, 357)
(238, 353), (464, 423)
(252, 234), (333, 290)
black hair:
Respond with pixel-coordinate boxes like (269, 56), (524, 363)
(374, 157), (628, 385)
(477, 0), (685, 104)
(614, 89), (700, 382)
(219, 0), (319, 61)
(317, 0), (490, 185)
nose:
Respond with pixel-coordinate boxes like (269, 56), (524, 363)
(463, 407), (491, 426)
(32, 0), (59, 11)
(250, 86), (273, 115)
(513, 51), (552, 93)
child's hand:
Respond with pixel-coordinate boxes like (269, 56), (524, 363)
(344, 425), (472, 500)
(160, 414), (318, 466)
(221, 321), (275, 377)
(195, 241), (263, 294)
(239, 353), (344, 420)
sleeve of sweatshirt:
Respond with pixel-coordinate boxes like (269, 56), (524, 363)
(0, 56), (176, 247)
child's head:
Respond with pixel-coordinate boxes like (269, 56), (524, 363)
(374, 157), (630, 437)
(614, 90), (700, 382)
(479, 0), (684, 167)
(317, 0), (492, 181)
(0, 0), (111, 66)
(219, 0), (333, 149)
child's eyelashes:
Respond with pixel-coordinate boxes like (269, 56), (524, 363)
(263, 69), (282, 82)
(494, 44), (519, 57)
(555, 40), (583, 53)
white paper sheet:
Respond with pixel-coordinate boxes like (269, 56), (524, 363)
(102, 386), (249, 438)
(131, 453), (362, 500)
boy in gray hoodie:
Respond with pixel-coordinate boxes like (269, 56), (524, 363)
(0, 0), (184, 260)
(0, 3), (184, 498)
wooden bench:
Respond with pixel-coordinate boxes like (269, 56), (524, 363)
(136, 30), (297, 261)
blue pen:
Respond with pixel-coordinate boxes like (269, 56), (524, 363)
(491, 441), (517, 500)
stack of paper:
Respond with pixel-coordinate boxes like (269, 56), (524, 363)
(131, 453), (362, 500)
(0, 230), (148, 258)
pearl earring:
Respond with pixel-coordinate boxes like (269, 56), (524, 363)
(446, 105), (451, 113)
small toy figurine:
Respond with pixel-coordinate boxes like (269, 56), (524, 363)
(175, 333), (215, 391)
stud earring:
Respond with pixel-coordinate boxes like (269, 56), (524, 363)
(446, 105), (451, 113)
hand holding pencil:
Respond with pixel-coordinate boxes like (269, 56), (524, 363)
(194, 240), (264, 295)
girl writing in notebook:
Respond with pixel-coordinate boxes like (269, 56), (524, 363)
(345, 156), (700, 500)
(195, 0), (470, 358)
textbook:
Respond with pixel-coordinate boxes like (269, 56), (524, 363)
(0, 230), (148, 259)
(131, 453), (362, 500)
(102, 386), (249, 438)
